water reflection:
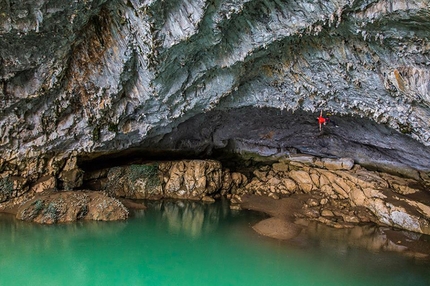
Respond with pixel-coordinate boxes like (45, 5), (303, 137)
(290, 220), (430, 259)
(141, 199), (232, 238)
(0, 201), (429, 286)
(0, 213), (127, 257)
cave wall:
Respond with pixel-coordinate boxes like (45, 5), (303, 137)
(0, 0), (430, 178)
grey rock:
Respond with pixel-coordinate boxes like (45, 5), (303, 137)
(0, 1), (429, 180)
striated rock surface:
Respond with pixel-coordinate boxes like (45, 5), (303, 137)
(0, 0), (430, 180)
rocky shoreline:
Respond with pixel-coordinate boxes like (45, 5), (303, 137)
(1, 155), (429, 232)
(1, 154), (430, 256)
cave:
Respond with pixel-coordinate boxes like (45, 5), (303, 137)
(77, 107), (430, 179)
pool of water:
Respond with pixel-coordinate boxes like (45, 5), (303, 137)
(0, 199), (429, 286)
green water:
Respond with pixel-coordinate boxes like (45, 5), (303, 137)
(0, 200), (429, 286)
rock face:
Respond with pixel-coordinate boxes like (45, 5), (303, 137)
(1, 0), (430, 176)
(1, 1), (430, 229)
(236, 156), (430, 235)
(16, 191), (129, 224)
(82, 157), (430, 234)
(100, 160), (223, 199)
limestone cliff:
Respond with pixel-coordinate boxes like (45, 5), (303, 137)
(0, 1), (430, 210)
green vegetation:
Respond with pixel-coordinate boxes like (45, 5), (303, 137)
(92, 126), (100, 141)
(108, 122), (118, 132)
(44, 202), (59, 222)
(33, 200), (44, 213)
(0, 177), (14, 199)
(398, 122), (412, 135)
(128, 164), (160, 189)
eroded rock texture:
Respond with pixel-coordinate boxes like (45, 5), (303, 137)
(236, 157), (430, 235)
(16, 191), (129, 224)
(1, 0), (430, 167)
(1, 1), (430, 226)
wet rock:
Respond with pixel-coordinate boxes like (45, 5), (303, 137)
(229, 204), (241, 210)
(302, 208), (321, 219)
(120, 199), (146, 210)
(321, 209), (335, 217)
(253, 217), (302, 240)
(238, 159), (430, 234)
(16, 191), (128, 224)
(202, 196), (215, 203)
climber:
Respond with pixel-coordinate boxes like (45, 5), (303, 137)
(317, 110), (327, 131)
(317, 111), (338, 131)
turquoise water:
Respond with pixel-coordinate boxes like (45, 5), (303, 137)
(0, 200), (429, 286)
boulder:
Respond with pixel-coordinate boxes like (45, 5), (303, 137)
(253, 217), (302, 240)
(288, 170), (314, 193)
(272, 162), (289, 173)
(16, 191), (128, 224)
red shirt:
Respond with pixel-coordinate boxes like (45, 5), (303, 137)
(318, 116), (326, 124)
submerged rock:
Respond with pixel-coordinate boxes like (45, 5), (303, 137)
(253, 217), (302, 240)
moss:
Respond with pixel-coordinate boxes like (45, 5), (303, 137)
(92, 126), (100, 141)
(108, 123), (118, 132)
(44, 202), (59, 222)
(33, 200), (44, 213)
(128, 164), (160, 188)
(399, 122), (412, 135)
(0, 177), (13, 196)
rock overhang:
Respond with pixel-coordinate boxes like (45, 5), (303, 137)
(129, 107), (430, 177)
